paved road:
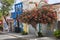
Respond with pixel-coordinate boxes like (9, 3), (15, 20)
(0, 33), (60, 40)
(30, 37), (56, 40)
(0, 33), (36, 40)
(0, 33), (17, 40)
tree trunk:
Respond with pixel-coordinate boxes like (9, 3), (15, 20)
(31, 24), (38, 36)
(3, 16), (8, 25)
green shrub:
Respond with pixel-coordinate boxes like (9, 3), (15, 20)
(38, 32), (43, 37)
(21, 31), (28, 35)
(0, 26), (3, 31)
(53, 30), (60, 38)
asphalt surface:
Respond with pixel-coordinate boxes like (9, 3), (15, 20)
(0, 33), (16, 40)
(0, 32), (60, 40)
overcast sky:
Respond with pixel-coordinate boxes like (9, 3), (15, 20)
(48, 0), (60, 4)
(8, 0), (60, 12)
(11, 0), (60, 11)
(15, 0), (60, 4)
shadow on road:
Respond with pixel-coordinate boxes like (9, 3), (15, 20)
(0, 33), (6, 35)
(4, 38), (27, 40)
(3, 37), (60, 40)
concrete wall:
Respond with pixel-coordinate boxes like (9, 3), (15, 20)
(52, 4), (60, 21)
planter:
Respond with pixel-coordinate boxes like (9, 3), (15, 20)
(56, 36), (60, 39)
(38, 32), (43, 37)
(0, 26), (3, 31)
(53, 30), (60, 39)
(15, 27), (20, 33)
(21, 31), (28, 35)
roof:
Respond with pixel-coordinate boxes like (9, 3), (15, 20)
(50, 3), (60, 5)
(43, 3), (60, 6)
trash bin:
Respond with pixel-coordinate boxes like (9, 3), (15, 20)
(19, 23), (23, 32)
(15, 27), (20, 33)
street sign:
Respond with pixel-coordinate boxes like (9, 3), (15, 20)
(7, 19), (13, 22)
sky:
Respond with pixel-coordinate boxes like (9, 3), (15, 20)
(48, 0), (60, 4)
(5, 0), (60, 12)
(15, 0), (60, 4)
(11, 0), (60, 12)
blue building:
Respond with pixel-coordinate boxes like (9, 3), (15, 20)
(11, 2), (23, 32)
(11, 2), (23, 19)
(15, 2), (23, 15)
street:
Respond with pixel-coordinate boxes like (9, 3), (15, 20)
(0, 33), (17, 40)
(0, 33), (60, 40)
(0, 32), (36, 40)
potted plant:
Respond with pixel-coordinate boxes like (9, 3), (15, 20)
(53, 30), (60, 39)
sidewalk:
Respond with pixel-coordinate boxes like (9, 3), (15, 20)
(7, 33), (36, 38)
(30, 37), (56, 40)
(0, 32), (60, 40)
(7, 33), (60, 40)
